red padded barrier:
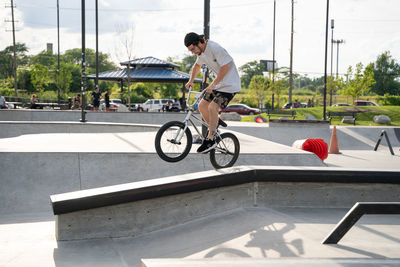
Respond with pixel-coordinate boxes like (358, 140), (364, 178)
(292, 138), (328, 161)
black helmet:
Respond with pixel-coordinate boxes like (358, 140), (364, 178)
(184, 32), (204, 47)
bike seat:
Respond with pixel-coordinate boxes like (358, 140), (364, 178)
(218, 118), (227, 127)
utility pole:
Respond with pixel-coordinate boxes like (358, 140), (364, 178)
(329, 19), (334, 106)
(272, 0), (276, 110)
(288, 0), (294, 105)
(334, 39), (345, 79)
(95, 0), (99, 93)
(5, 0), (18, 96)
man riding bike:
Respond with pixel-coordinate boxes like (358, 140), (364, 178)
(184, 32), (241, 153)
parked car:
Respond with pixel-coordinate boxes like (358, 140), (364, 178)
(282, 102), (306, 109)
(354, 100), (378, 106)
(332, 103), (351, 107)
(142, 99), (170, 112)
(130, 103), (144, 112)
(100, 99), (129, 112)
(220, 104), (260, 115)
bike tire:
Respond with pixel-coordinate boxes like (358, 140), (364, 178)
(155, 121), (192, 162)
(210, 132), (240, 169)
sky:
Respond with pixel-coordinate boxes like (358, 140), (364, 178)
(1, 0), (400, 78)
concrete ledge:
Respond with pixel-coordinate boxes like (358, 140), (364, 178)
(0, 121), (159, 138)
(0, 109), (193, 125)
(141, 258), (400, 267)
(269, 119), (330, 128)
(52, 166), (400, 241)
(51, 166), (400, 215)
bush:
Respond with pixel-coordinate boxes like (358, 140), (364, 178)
(376, 94), (400, 106)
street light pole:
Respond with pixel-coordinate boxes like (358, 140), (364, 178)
(80, 0), (87, 122)
(57, 0), (60, 103)
(10, 0), (18, 97)
(330, 19), (334, 77)
(288, 0), (294, 105)
(323, 0), (330, 121)
(95, 0), (99, 92)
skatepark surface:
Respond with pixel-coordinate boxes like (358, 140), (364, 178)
(1, 114), (399, 267)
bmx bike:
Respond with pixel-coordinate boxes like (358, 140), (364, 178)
(154, 87), (240, 169)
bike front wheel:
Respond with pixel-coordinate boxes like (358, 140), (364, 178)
(210, 132), (240, 169)
(155, 121), (192, 162)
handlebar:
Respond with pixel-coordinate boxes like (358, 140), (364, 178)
(186, 86), (206, 110)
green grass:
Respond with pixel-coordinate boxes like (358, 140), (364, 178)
(242, 106), (400, 126)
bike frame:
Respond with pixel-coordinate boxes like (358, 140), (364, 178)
(173, 87), (227, 153)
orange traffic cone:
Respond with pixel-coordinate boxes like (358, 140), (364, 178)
(328, 125), (341, 154)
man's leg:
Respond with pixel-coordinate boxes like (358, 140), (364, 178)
(198, 99), (210, 124)
(207, 101), (220, 140)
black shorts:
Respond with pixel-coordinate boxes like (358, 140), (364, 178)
(93, 100), (100, 108)
(203, 90), (235, 109)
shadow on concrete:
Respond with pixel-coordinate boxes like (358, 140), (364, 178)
(358, 224), (400, 243)
(244, 224), (304, 257)
(333, 244), (388, 259)
(0, 212), (54, 225)
(51, 208), (307, 266)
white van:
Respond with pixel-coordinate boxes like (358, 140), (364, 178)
(142, 99), (170, 112)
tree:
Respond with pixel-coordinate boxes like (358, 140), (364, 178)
(239, 61), (265, 89)
(372, 51), (400, 95)
(160, 83), (180, 99)
(180, 54), (197, 74)
(62, 48), (116, 73)
(133, 82), (153, 99)
(341, 63), (375, 101)
(31, 63), (50, 96)
(55, 63), (73, 97)
(249, 75), (270, 109)
(0, 43), (28, 79)
(31, 50), (57, 68)
(270, 77), (287, 109)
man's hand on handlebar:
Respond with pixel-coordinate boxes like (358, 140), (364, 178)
(185, 81), (194, 90)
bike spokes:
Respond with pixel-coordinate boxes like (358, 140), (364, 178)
(210, 132), (240, 169)
(155, 121), (193, 162)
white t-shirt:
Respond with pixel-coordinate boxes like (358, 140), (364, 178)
(195, 40), (241, 93)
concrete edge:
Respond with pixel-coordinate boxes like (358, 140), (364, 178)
(51, 165), (400, 215)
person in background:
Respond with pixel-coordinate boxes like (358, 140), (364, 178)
(91, 87), (101, 111)
(0, 92), (6, 109)
(71, 94), (81, 110)
(105, 89), (111, 111)
(30, 94), (39, 109)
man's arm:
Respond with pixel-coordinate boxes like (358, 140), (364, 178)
(185, 63), (201, 89)
(206, 63), (230, 93)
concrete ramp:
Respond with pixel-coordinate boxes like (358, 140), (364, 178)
(229, 123), (400, 150)
(0, 131), (324, 215)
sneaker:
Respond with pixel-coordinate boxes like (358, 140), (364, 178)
(197, 138), (217, 154)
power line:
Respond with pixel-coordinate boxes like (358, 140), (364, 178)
(17, 1), (268, 13)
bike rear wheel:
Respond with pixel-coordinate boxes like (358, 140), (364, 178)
(210, 132), (240, 169)
(155, 121), (192, 162)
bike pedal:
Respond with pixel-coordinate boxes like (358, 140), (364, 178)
(218, 118), (227, 127)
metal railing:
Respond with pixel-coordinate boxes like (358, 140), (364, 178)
(374, 130), (395, 155)
(323, 202), (400, 244)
